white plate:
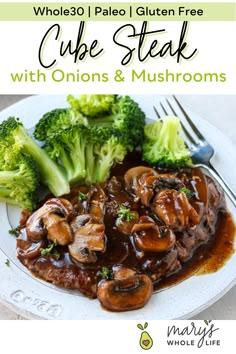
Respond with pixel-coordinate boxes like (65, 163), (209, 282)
(0, 95), (235, 320)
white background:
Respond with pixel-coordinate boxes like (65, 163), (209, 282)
(0, 320), (235, 353)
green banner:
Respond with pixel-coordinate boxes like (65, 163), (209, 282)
(0, 2), (235, 21)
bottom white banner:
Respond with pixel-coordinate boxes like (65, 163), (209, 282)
(0, 320), (235, 354)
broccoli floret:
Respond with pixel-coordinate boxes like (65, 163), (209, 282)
(89, 131), (127, 184)
(83, 126), (127, 184)
(68, 95), (146, 150)
(45, 124), (127, 185)
(45, 124), (88, 184)
(142, 116), (192, 168)
(67, 94), (116, 117)
(0, 156), (40, 210)
(34, 108), (87, 141)
(0, 117), (70, 197)
(0, 141), (22, 171)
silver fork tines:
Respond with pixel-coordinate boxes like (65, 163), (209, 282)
(154, 96), (236, 207)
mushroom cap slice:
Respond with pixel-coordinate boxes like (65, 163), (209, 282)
(153, 190), (200, 231)
(145, 174), (183, 191)
(132, 216), (176, 252)
(124, 166), (158, 206)
(133, 227), (175, 253)
(16, 229), (45, 259)
(69, 215), (105, 263)
(86, 185), (106, 222)
(44, 213), (73, 246)
(26, 208), (48, 241)
(73, 224), (105, 251)
(44, 198), (74, 217)
(26, 198), (74, 242)
(125, 167), (184, 207)
(69, 244), (97, 264)
(97, 266), (153, 312)
(124, 166), (157, 192)
(112, 265), (136, 280)
(116, 211), (139, 236)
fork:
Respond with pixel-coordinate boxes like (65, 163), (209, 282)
(154, 96), (236, 207)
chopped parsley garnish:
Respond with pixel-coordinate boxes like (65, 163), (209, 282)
(117, 205), (135, 222)
(97, 267), (114, 280)
(8, 227), (19, 236)
(78, 191), (87, 202)
(5, 259), (10, 267)
(180, 187), (195, 198)
(40, 240), (61, 259)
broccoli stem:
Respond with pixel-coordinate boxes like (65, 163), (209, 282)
(95, 157), (111, 183)
(85, 145), (96, 184)
(15, 127), (70, 196)
(0, 187), (21, 206)
(0, 170), (24, 183)
(70, 139), (86, 183)
(57, 149), (75, 183)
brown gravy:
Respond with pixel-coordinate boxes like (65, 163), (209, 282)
(111, 152), (236, 290)
(17, 152), (236, 297)
(154, 211), (235, 290)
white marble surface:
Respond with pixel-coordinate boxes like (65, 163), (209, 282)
(0, 94), (235, 320)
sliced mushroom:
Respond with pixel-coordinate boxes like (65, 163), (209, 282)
(124, 166), (157, 191)
(69, 215), (105, 263)
(112, 265), (137, 280)
(153, 189), (200, 232)
(124, 167), (183, 208)
(44, 213), (73, 246)
(116, 211), (139, 236)
(16, 228), (45, 259)
(97, 265), (153, 312)
(19, 209), (33, 228)
(141, 173), (184, 206)
(69, 243), (97, 264)
(145, 174), (183, 192)
(73, 224), (105, 251)
(70, 214), (91, 230)
(26, 198), (74, 242)
(86, 185), (106, 222)
(132, 216), (176, 252)
(26, 208), (48, 241)
(124, 166), (158, 206)
(44, 198), (74, 217)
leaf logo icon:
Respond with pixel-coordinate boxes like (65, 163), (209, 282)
(137, 322), (153, 350)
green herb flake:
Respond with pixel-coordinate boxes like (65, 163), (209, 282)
(78, 191), (87, 202)
(40, 239), (59, 257)
(5, 259), (10, 267)
(180, 187), (195, 198)
(8, 227), (19, 236)
(97, 267), (114, 280)
(117, 205), (135, 222)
